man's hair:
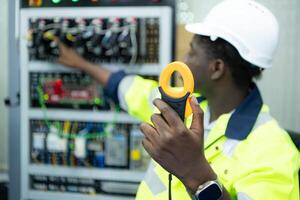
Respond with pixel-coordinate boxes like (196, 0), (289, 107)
(195, 35), (263, 88)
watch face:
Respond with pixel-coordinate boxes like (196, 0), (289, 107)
(197, 183), (222, 200)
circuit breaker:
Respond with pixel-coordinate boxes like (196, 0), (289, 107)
(28, 17), (161, 64)
(20, 0), (175, 200)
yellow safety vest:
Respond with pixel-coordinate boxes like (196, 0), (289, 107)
(121, 76), (300, 200)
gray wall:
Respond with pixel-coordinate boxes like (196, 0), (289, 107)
(0, 0), (9, 170)
(186, 0), (300, 133)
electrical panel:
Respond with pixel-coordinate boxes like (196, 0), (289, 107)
(30, 175), (142, 196)
(20, 1), (175, 200)
(30, 120), (148, 170)
(28, 17), (160, 64)
(30, 72), (110, 109)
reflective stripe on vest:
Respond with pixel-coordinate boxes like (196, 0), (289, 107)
(237, 192), (252, 200)
(143, 162), (166, 195)
(118, 75), (136, 111)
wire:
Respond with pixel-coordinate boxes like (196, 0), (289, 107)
(129, 24), (138, 65)
(37, 84), (119, 140)
(168, 173), (173, 200)
(30, 22), (132, 39)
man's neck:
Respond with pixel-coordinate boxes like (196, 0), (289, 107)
(206, 84), (249, 122)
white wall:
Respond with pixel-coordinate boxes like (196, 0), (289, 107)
(186, 0), (300, 133)
(0, 0), (8, 170)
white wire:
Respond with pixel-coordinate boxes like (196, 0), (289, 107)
(33, 22), (132, 35)
(129, 24), (138, 65)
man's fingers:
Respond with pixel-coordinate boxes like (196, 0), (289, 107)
(150, 114), (171, 136)
(53, 37), (68, 53)
(153, 98), (183, 127)
(189, 96), (204, 135)
(53, 36), (59, 43)
(142, 139), (159, 160)
(53, 37), (61, 48)
(140, 123), (160, 144)
(58, 41), (67, 52)
(140, 123), (159, 159)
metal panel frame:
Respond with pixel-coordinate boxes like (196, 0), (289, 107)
(19, 6), (173, 200)
(20, 0), (176, 8)
(8, 0), (21, 199)
(28, 110), (140, 124)
(28, 164), (145, 182)
(27, 191), (134, 200)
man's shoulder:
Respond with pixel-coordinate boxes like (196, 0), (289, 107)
(236, 110), (299, 164)
(251, 105), (291, 143)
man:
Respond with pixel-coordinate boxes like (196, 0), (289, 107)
(56, 0), (300, 199)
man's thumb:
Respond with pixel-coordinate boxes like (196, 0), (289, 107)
(189, 96), (204, 133)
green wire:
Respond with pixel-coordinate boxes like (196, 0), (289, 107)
(37, 84), (119, 140)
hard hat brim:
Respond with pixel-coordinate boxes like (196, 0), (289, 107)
(185, 23), (216, 39)
(185, 23), (272, 69)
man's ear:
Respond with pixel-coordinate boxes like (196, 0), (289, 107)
(209, 59), (226, 80)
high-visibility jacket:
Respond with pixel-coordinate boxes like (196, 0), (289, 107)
(104, 73), (300, 200)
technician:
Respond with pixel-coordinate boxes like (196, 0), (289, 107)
(56, 0), (300, 199)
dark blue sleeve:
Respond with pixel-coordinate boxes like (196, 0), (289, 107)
(103, 71), (127, 104)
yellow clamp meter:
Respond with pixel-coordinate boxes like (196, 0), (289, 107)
(159, 61), (195, 121)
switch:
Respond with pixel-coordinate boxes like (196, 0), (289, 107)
(54, 79), (63, 95)
(29, 0), (42, 7)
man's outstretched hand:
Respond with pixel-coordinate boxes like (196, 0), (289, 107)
(55, 38), (87, 69)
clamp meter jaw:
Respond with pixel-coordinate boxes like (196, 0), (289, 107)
(159, 62), (195, 121)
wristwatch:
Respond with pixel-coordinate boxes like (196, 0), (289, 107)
(194, 179), (223, 200)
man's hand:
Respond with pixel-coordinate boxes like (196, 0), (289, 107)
(54, 38), (111, 86)
(55, 39), (88, 69)
(140, 96), (217, 193)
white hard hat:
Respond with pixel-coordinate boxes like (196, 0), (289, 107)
(186, 0), (279, 69)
